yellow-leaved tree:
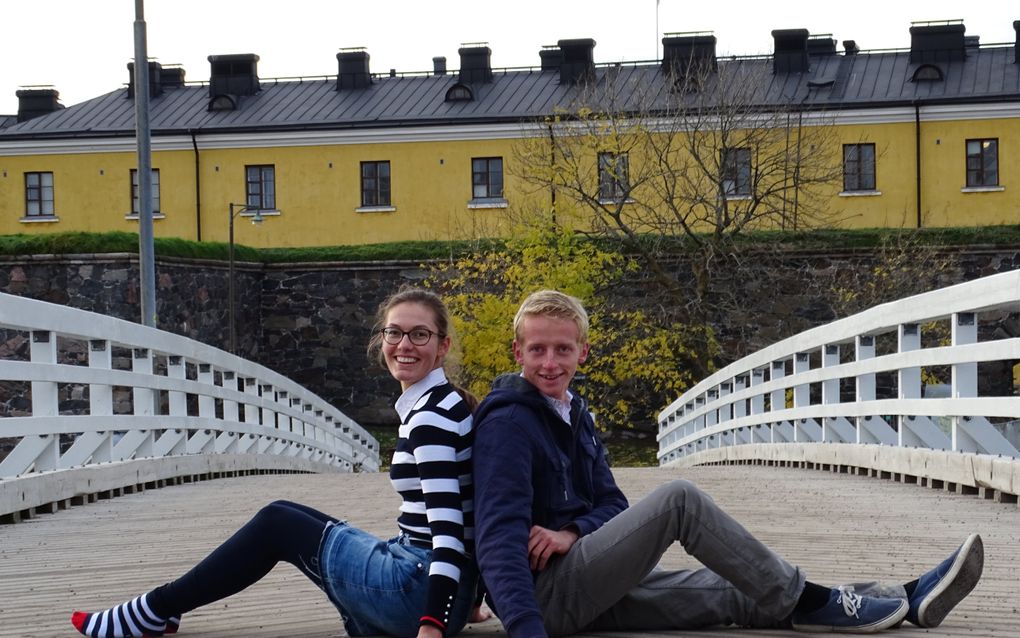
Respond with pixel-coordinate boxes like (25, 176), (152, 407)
(428, 217), (715, 433)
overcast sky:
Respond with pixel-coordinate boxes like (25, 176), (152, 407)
(2, 1), (1017, 114)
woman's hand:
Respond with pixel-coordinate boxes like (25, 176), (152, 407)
(469, 603), (494, 623)
(417, 624), (444, 638)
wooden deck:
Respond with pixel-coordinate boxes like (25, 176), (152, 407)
(1, 465), (1016, 638)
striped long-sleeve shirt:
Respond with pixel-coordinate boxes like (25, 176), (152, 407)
(390, 367), (474, 633)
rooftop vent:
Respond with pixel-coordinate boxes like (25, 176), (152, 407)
(207, 53), (260, 111)
(661, 32), (717, 79)
(539, 45), (562, 72)
(433, 56), (447, 76)
(458, 44), (492, 83)
(16, 87), (64, 123)
(773, 29), (810, 73)
(909, 20), (966, 63)
(337, 48), (371, 90)
(127, 61), (165, 99)
(843, 40), (860, 55)
(807, 34), (837, 56)
(558, 38), (596, 85)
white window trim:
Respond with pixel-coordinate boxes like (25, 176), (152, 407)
(598, 197), (636, 206)
(20, 215), (59, 223)
(356, 205), (397, 213)
(240, 209), (281, 217)
(124, 212), (167, 220)
(960, 186), (1004, 193)
(468, 198), (509, 209)
(839, 190), (882, 197)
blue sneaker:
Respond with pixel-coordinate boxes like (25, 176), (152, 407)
(792, 586), (907, 633)
(906, 533), (984, 628)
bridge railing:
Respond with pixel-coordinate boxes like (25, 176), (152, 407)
(0, 292), (379, 521)
(657, 270), (1020, 499)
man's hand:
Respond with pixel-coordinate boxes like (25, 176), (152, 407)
(527, 525), (579, 571)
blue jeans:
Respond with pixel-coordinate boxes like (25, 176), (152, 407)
(320, 523), (478, 637)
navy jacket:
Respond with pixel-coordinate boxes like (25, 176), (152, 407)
(473, 374), (629, 638)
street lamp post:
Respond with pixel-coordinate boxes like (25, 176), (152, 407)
(228, 203), (263, 354)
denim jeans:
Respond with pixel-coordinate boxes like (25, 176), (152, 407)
(320, 523), (478, 637)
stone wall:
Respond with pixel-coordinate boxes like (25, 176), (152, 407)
(2, 246), (1019, 428)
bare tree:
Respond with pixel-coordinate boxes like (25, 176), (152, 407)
(512, 57), (846, 340)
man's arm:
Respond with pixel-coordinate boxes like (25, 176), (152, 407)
(474, 414), (548, 638)
(569, 425), (628, 536)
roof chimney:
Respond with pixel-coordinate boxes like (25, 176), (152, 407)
(207, 54), (260, 110)
(337, 49), (372, 90)
(843, 40), (860, 55)
(807, 35), (837, 56)
(159, 65), (186, 89)
(539, 46), (562, 71)
(558, 38), (596, 85)
(909, 20), (966, 63)
(772, 29), (810, 73)
(458, 44), (492, 83)
(661, 32), (717, 79)
(16, 88), (64, 123)
(1015, 21), (1020, 64)
(127, 61), (164, 99)
(433, 56), (447, 76)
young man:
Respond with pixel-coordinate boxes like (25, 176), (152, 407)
(472, 290), (984, 638)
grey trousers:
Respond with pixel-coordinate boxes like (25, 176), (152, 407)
(533, 479), (806, 635)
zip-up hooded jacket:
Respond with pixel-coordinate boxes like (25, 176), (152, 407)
(473, 373), (629, 638)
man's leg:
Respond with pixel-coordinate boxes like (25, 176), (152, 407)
(534, 479), (803, 635)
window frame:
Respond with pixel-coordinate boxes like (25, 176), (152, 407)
(966, 138), (999, 188)
(130, 168), (161, 215)
(598, 152), (630, 202)
(471, 157), (504, 201)
(245, 164), (277, 210)
(24, 171), (55, 217)
(360, 160), (392, 208)
(842, 143), (877, 192)
(721, 147), (752, 198)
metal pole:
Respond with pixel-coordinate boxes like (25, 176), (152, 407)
(228, 203), (236, 354)
(133, 0), (156, 327)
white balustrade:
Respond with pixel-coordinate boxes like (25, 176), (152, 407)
(0, 292), (379, 520)
(658, 270), (1020, 498)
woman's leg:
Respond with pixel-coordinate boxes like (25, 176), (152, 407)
(72, 500), (335, 638)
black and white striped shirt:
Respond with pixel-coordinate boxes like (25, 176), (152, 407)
(390, 367), (474, 631)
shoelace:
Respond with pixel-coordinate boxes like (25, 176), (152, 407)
(837, 586), (863, 619)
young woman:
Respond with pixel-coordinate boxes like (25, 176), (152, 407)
(71, 287), (487, 638)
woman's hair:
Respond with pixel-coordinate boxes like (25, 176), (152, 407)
(367, 286), (479, 411)
(513, 289), (589, 343)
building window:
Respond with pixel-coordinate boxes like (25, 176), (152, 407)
(245, 165), (276, 210)
(25, 172), (54, 217)
(966, 139), (998, 187)
(843, 144), (876, 191)
(130, 168), (161, 214)
(472, 157), (504, 200)
(721, 148), (751, 197)
(598, 152), (629, 201)
(361, 161), (391, 207)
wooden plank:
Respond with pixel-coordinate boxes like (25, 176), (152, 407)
(0, 465), (1016, 637)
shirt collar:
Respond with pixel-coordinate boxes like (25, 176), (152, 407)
(395, 367), (448, 422)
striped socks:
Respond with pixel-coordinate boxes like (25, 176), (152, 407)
(71, 593), (180, 638)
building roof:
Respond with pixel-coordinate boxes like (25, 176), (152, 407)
(1, 41), (1018, 141)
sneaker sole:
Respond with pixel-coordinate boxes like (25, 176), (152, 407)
(916, 533), (984, 628)
(793, 598), (908, 634)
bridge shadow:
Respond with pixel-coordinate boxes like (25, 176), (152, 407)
(1, 466), (1015, 637)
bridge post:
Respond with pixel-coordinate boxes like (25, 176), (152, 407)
(59, 339), (115, 467)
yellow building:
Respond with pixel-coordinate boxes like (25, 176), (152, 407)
(0, 20), (1018, 247)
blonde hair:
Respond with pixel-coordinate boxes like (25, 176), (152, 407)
(513, 290), (589, 343)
